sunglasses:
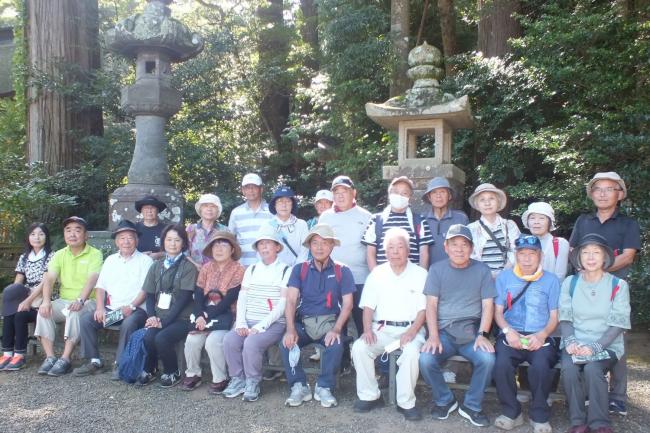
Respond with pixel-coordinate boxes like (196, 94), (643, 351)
(515, 235), (541, 248)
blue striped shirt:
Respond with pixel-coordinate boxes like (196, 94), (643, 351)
(228, 200), (273, 266)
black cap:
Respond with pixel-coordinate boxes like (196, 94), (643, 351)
(330, 175), (355, 190)
(62, 216), (88, 230)
(111, 220), (139, 239)
(135, 195), (167, 213)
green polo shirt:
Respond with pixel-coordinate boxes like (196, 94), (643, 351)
(48, 244), (103, 301)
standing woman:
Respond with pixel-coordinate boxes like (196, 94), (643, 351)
(560, 234), (631, 433)
(522, 202), (570, 280)
(137, 224), (198, 388)
(186, 194), (228, 269)
(1, 223), (55, 370)
(264, 185), (309, 266)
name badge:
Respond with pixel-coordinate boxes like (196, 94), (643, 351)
(157, 293), (172, 310)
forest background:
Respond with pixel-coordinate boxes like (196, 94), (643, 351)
(0, 0), (648, 322)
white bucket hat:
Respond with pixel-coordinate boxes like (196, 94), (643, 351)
(313, 189), (333, 204)
(252, 224), (284, 252)
(522, 202), (556, 231)
(468, 183), (507, 211)
(586, 172), (627, 199)
(195, 193), (222, 218)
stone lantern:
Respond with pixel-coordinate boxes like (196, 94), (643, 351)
(366, 42), (474, 213)
(103, 0), (203, 229)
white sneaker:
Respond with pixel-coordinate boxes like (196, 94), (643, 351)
(314, 385), (338, 408)
(285, 382), (312, 407)
(223, 377), (246, 398)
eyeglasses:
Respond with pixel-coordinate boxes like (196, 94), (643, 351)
(591, 187), (622, 194)
(515, 235), (541, 248)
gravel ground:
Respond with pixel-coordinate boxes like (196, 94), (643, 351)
(1, 332), (648, 433)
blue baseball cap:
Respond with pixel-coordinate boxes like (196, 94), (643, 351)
(514, 235), (542, 251)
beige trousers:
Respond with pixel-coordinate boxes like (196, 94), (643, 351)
(34, 298), (96, 343)
(184, 330), (228, 382)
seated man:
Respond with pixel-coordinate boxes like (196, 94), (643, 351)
(280, 224), (355, 408)
(35, 216), (103, 376)
(351, 228), (428, 421)
(419, 224), (496, 427)
(493, 235), (560, 433)
(73, 220), (153, 379)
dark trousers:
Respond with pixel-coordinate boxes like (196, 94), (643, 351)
(1, 309), (37, 354)
(494, 336), (559, 422)
(143, 321), (189, 374)
(79, 308), (147, 362)
(351, 284), (365, 337)
(609, 350), (627, 402)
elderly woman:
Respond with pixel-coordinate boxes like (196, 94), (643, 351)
(522, 202), (570, 280)
(560, 233), (631, 433)
(263, 185), (309, 266)
(137, 224), (198, 388)
(307, 189), (333, 229)
(186, 193), (228, 269)
(180, 231), (245, 394)
(1, 223), (55, 371)
(222, 225), (290, 402)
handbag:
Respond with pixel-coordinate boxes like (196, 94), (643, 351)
(302, 314), (337, 340)
(442, 318), (480, 345)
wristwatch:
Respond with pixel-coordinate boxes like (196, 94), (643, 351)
(478, 331), (490, 338)
(128, 303), (136, 311)
(76, 297), (85, 305)
(502, 327), (511, 335)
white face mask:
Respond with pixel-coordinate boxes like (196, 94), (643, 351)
(389, 193), (409, 210)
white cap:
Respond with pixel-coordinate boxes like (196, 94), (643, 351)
(241, 173), (263, 187)
(313, 189), (333, 204)
(522, 202), (556, 231)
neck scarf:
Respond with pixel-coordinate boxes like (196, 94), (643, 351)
(513, 264), (544, 282)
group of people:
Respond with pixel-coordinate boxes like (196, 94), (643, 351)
(0, 170), (640, 433)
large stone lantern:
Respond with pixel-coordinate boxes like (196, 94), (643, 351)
(366, 42), (474, 212)
(104, 0), (203, 229)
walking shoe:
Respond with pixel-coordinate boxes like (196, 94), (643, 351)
(37, 356), (58, 375)
(180, 375), (202, 391)
(458, 404), (490, 427)
(242, 378), (261, 402)
(208, 379), (229, 395)
(431, 397), (458, 420)
(0, 354), (12, 370)
(353, 398), (384, 413)
(285, 382), (312, 407)
(47, 358), (72, 377)
(110, 365), (120, 381)
(223, 376), (246, 398)
(608, 399), (627, 416)
(567, 426), (590, 433)
(4, 354), (26, 371)
(397, 405), (422, 421)
(135, 371), (157, 386)
(314, 385), (337, 408)
(530, 420), (553, 433)
(494, 413), (524, 430)
(159, 371), (182, 388)
(72, 360), (104, 377)
(262, 369), (283, 381)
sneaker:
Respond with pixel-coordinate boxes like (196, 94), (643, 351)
(4, 355), (26, 371)
(0, 354), (12, 370)
(47, 358), (72, 377)
(180, 375), (202, 391)
(110, 365), (120, 381)
(72, 360), (104, 377)
(262, 369), (283, 381)
(353, 398), (384, 413)
(314, 385), (337, 408)
(37, 356), (57, 375)
(397, 405), (422, 421)
(431, 397), (458, 420)
(242, 378), (261, 402)
(494, 413), (524, 430)
(135, 371), (157, 386)
(608, 399), (627, 416)
(530, 420), (553, 433)
(223, 376), (246, 398)
(458, 404), (490, 427)
(208, 379), (229, 395)
(516, 392), (530, 403)
(285, 382), (312, 407)
(159, 371), (182, 388)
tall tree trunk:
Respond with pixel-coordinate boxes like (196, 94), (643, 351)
(477, 0), (522, 58)
(25, 0), (103, 173)
(390, 0), (410, 97)
(300, 0), (319, 71)
(437, 0), (458, 76)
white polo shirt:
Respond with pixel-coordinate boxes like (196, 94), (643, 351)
(360, 261), (427, 322)
(96, 250), (153, 309)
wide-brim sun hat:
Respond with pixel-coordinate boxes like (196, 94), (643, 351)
(586, 171), (627, 199)
(111, 220), (139, 239)
(194, 193), (223, 218)
(202, 230), (241, 261)
(269, 185), (298, 215)
(522, 202), (556, 231)
(302, 223), (341, 248)
(135, 195), (167, 213)
(313, 189), (333, 204)
(252, 224), (284, 252)
(422, 177), (453, 203)
(468, 183), (507, 212)
(569, 233), (615, 271)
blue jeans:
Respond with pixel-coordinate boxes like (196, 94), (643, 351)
(419, 331), (495, 412)
(279, 323), (344, 389)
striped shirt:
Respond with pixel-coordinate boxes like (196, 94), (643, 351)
(362, 207), (434, 265)
(480, 226), (507, 271)
(240, 259), (290, 323)
(228, 200), (273, 267)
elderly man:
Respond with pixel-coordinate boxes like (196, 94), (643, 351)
(351, 228), (428, 421)
(419, 224), (496, 427)
(493, 235), (560, 433)
(228, 173), (273, 267)
(422, 177), (469, 264)
(35, 216), (103, 377)
(569, 171), (640, 416)
(280, 224), (355, 408)
(73, 220), (153, 379)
